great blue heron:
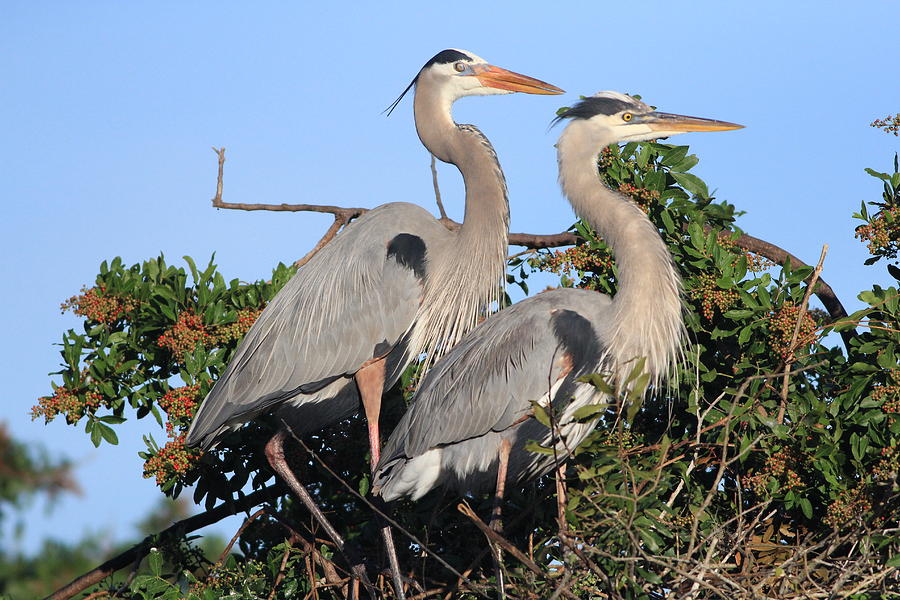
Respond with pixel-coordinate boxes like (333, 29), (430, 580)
(184, 49), (561, 596)
(373, 91), (741, 516)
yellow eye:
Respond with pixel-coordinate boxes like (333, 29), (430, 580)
(622, 113), (633, 122)
(454, 62), (467, 73)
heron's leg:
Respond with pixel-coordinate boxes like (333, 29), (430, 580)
(355, 358), (387, 467)
(356, 359), (407, 600)
(490, 439), (512, 600)
(265, 430), (374, 600)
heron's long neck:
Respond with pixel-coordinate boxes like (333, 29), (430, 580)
(408, 88), (510, 367)
(557, 126), (683, 386)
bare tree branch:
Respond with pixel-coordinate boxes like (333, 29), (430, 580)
(205, 149), (853, 338)
(44, 483), (287, 600)
(430, 154), (447, 220)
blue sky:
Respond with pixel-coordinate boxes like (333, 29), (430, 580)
(2, 2), (897, 556)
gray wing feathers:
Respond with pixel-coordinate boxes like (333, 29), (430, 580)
(378, 288), (615, 470)
(379, 295), (570, 467)
(186, 203), (442, 447)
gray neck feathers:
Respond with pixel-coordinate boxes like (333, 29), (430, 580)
(557, 124), (684, 389)
(408, 84), (510, 369)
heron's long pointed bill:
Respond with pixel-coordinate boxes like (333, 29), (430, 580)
(647, 112), (744, 133)
(474, 65), (564, 95)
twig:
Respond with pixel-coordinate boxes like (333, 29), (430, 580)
(777, 244), (828, 425)
(293, 218), (345, 268)
(268, 514), (346, 592)
(430, 154), (447, 220)
(283, 425), (487, 598)
(267, 538), (296, 600)
(45, 483), (286, 600)
(456, 502), (543, 576)
(215, 508), (266, 566)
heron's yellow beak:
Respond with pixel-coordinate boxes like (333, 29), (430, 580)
(473, 65), (564, 95)
(646, 112), (744, 133)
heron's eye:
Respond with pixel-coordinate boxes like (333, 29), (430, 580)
(622, 113), (633, 122)
(453, 62), (467, 73)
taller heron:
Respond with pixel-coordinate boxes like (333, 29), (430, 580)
(373, 91), (742, 509)
(185, 49), (561, 596)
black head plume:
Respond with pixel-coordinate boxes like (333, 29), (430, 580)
(384, 49), (474, 116)
(551, 93), (645, 128)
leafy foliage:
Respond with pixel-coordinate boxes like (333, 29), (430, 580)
(34, 129), (900, 598)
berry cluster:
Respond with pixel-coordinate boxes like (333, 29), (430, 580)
(61, 286), (139, 324)
(824, 487), (872, 528)
(597, 146), (615, 168)
(539, 245), (614, 275)
(142, 432), (202, 487)
(874, 382), (900, 425)
(690, 272), (739, 320)
(871, 114), (900, 136)
(142, 384), (204, 488)
(216, 308), (262, 344)
(718, 237), (774, 273)
(617, 182), (661, 212)
(158, 384), (201, 425)
(872, 445), (899, 481)
(158, 308), (263, 362)
(767, 304), (818, 361)
(600, 429), (639, 453)
(157, 310), (216, 361)
(745, 447), (805, 497)
(855, 207), (900, 260)
(31, 387), (104, 424)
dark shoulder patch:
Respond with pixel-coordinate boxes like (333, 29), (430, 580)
(550, 309), (604, 372)
(387, 233), (427, 280)
(423, 49), (471, 69)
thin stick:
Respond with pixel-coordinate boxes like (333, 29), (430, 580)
(457, 502), (543, 576)
(215, 508), (266, 567)
(777, 244), (828, 424)
(266, 539), (295, 600)
(430, 154), (447, 219)
(285, 427), (487, 598)
(294, 218), (346, 268)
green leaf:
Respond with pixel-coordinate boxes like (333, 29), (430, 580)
(531, 402), (551, 428)
(90, 425), (102, 447)
(724, 309), (753, 319)
(98, 423), (119, 445)
(523, 440), (554, 455)
(660, 145), (688, 167)
(865, 167), (890, 181)
(577, 373), (615, 395)
(572, 403), (607, 421)
(799, 497), (813, 519)
(148, 548), (163, 576)
(672, 172), (709, 199)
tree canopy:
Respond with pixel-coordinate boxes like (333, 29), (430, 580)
(26, 115), (900, 600)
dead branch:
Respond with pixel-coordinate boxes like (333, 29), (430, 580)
(283, 424), (487, 598)
(44, 483), (287, 600)
(456, 502), (543, 577)
(206, 149), (851, 339)
(215, 508), (266, 566)
(430, 154), (447, 220)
